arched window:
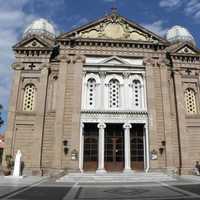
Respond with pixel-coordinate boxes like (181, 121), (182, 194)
(132, 80), (142, 109)
(184, 88), (197, 114)
(87, 78), (96, 108)
(23, 84), (36, 111)
(109, 79), (120, 108)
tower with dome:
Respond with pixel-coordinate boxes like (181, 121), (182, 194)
(3, 11), (200, 176)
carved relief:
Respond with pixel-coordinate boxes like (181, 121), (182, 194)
(79, 15), (154, 42)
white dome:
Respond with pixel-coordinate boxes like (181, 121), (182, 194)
(23, 18), (55, 38)
(166, 25), (195, 45)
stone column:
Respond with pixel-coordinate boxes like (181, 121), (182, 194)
(144, 123), (150, 172)
(123, 123), (132, 173)
(96, 122), (106, 173)
(79, 122), (84, 172)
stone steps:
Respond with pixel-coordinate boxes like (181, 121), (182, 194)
(57, 172), (177, 183)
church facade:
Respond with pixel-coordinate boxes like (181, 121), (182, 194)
(4, 11), (200, 175)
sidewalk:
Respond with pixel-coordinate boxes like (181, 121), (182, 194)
(0, 176), (47, 198)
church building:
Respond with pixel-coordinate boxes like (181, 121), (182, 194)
(4, 10), (200, 175)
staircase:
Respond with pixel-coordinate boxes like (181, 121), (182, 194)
(57, 172), (177, 183)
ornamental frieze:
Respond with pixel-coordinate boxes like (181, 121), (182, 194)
(81, 110), (148, 124)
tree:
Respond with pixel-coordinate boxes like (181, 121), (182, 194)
(0, 104), (4, 127)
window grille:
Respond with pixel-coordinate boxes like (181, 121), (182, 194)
(23, 84), (36, 111)
(109, 79), (120, 108)
(87, 78), (96, 108)
(132, 80), (142, 108)
(185, 88), (197, 114)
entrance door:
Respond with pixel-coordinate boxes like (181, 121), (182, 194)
(131, 124), (144, 171)
(83, 124), (98, 171)
(105, 124), (124, 171)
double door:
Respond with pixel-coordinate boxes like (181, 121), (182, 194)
(104, 125), (124, 171)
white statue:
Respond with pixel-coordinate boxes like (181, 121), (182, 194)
(13, 150), (22, 177)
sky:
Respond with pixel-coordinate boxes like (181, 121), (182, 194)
(0, 0), (200, 133)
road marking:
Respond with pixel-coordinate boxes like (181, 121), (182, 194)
(63, 182), (80, 200)
(0, 177), (49, 200)
(159, 181), (200, 199)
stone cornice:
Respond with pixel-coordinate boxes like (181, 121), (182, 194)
(11, 62), (24, 70)
(57, 38), (167, 51)
(81, 109), (148, 115)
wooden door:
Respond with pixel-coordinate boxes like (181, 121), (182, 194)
(83, 137), (98, 171)
(105, 134), (124, 171)
(131, 125), (144, 171)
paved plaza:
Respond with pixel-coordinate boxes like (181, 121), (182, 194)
(0, 175), (200, 200)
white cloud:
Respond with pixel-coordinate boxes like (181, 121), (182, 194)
(184, 0), (200, 20)
(159, 0), (181, 8)
(159, 0), (200, 21)
(142, 20), (168, 36)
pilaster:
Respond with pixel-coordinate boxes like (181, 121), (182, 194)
(158, 60), (174, 170)
(144, 58), (158, 169)
(173, 70), (190, 173)
(53, 54), (71, 169)
(4, 65), (22, 160)
(69, 54), (85, 170)
(32, 64), (49, 171)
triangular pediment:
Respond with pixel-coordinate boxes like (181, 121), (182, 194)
(167, 42), (200, 55)
(58, 12), (167, 44)
(101, 56), (128, 65)
(13, 36), (53, 50)
(176, 45), (198, 55)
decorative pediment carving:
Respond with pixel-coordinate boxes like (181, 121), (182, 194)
(59, 12), (167, 44)
(24, 39), (46, 48)
(167, 42), (200, 56)
(79, 15), (153, 42)
(176, 46), (196, 54)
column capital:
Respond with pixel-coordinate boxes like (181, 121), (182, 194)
(58, 54), (71, 63)
(97, 122), (106, 129)
(72, 54), (86, 64)
(123, 123), (132, 129)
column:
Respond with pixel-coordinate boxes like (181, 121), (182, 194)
(96, 122), (106, 173)
(123, 123), (132, 173)
(144, 123), (150, 172)
(79, 122), (84, 172)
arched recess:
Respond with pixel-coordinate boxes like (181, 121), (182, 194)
(105, 74), (124, 109)
(83, 73), (100, 109)
(184, 88), (197, 114)
(22, 84), (37, 111)
(128, 74), (145, 110)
